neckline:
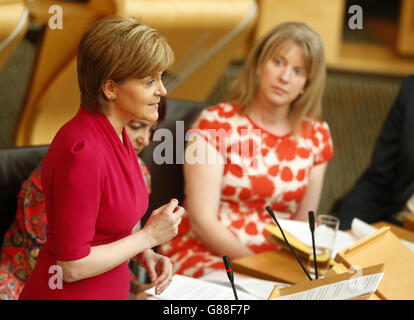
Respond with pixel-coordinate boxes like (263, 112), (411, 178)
(244, 113), (292, 139)
(79, 105), (130, 151)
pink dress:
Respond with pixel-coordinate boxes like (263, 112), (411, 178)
(0, 157), (151, 300)
(158, 102), (334, 278)
(19, 107), (148, 299)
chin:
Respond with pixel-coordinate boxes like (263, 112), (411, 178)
(134, 112), (158, 123)
(147, 111), (159, 123)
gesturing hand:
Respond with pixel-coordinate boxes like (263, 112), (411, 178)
(142, 199), (185, 247)
(138, 249), (173, 295)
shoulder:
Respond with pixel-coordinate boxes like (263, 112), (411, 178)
(300, 119), (332, 141)
(51, 135), (101, 164)
(192, 102), (244, 130)
(54, 113), (98, 146)
(48, 113), (104, 165)
(198, 102), (240, 120)
(302, 119), (334, 164)
(43, 129), (104, 184)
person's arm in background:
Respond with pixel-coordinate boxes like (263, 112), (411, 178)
(183, 136), (254, 259)
(334, 76), (412, 230)
(295, 162), (328, 221)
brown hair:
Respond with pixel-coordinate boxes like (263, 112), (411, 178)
(77, 16), (174, 113)
(228, 22), (326, 134)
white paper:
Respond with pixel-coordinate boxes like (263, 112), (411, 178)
(351, 218), (378, 239)
(274, 272), (384, 300)
(145, 274), (259, 300)
(276, 218), (355, 257)
(236, 278), (289, 300)
(199, 269), (289, 300)
(274, 217), (414, 256)
(199, 269), (249, 283)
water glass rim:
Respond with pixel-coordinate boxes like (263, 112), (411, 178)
(317, 214), (340, 224)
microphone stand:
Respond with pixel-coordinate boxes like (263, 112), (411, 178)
(265, 206), (313, 281)
(308, 211), (318, 280)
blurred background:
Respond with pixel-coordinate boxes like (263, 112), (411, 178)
(1, 0), (414, 215)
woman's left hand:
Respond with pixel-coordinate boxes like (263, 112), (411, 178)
(138, 249), (173, 295)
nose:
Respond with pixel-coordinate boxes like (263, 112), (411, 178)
(157, 80), (167, 96)
(279, 66), (291, 83)
(137, 129), (151, 147)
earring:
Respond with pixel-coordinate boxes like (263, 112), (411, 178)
(110, 94), (116, 100)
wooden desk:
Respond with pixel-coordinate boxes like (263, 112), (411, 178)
(232, 221), (414, 284)
(372, 221), (414, 242)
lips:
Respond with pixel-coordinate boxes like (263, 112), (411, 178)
(148, 103), (159, 109)
(272, 86), (288, 94)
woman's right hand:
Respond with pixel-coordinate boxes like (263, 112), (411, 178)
(142, 199), (185, 247)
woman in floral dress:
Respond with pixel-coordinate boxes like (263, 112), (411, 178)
(158, 22), (334, 278)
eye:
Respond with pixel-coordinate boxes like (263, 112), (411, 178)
(147, 78), (156, 86)
(274, 58), (283, 66)
(127, 122), (146, 131)
(128, 124), (141, 131)
(294, 68), (304, 76)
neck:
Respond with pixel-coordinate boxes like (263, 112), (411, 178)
(105, 105), (128, 141)
(248, 100), (291, 135)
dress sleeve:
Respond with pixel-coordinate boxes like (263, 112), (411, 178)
(312, 121), (334, 166)
(186, 104), (234, 156)
(52, 140), (103, 261)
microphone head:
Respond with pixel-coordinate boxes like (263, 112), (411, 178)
(265, 205), (276, 220)
(222, 256), (237, 299)
(308, 211), (315, 232)
(223, 256), (231, 270)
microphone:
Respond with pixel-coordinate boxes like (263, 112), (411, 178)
(308, 211), (318, 279)
(265, 205), (313, 281)
(222, 256), (239, 300)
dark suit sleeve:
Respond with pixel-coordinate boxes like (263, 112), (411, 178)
(335, 76), (413, 230)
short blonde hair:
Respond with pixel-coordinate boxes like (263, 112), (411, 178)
(228, 22), (326, 134)
(77, 16), (174, 113)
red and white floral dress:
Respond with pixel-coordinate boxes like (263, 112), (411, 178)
(158, 102), (334, 278)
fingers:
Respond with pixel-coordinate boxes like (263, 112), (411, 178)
(155, 268), (173, 295)
(164, 200), (185, 227)
(154, 199), (185, 219)
(151, 199), (178, 216)
(172, 205), (186, 218)
(138, 283), (155, 293)
(146, 268), (157, 284)
(155, 277), (173, 295)
(145, 199), (186, 246)
(153, 257), (173, 295)
(165, 198), (179, 212)
(136, 282), (154, 299)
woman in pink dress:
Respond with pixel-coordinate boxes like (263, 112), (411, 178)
(158, 22), (334, 278)
(19, 17), (185, 300)
(0, 98), (167, 300)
